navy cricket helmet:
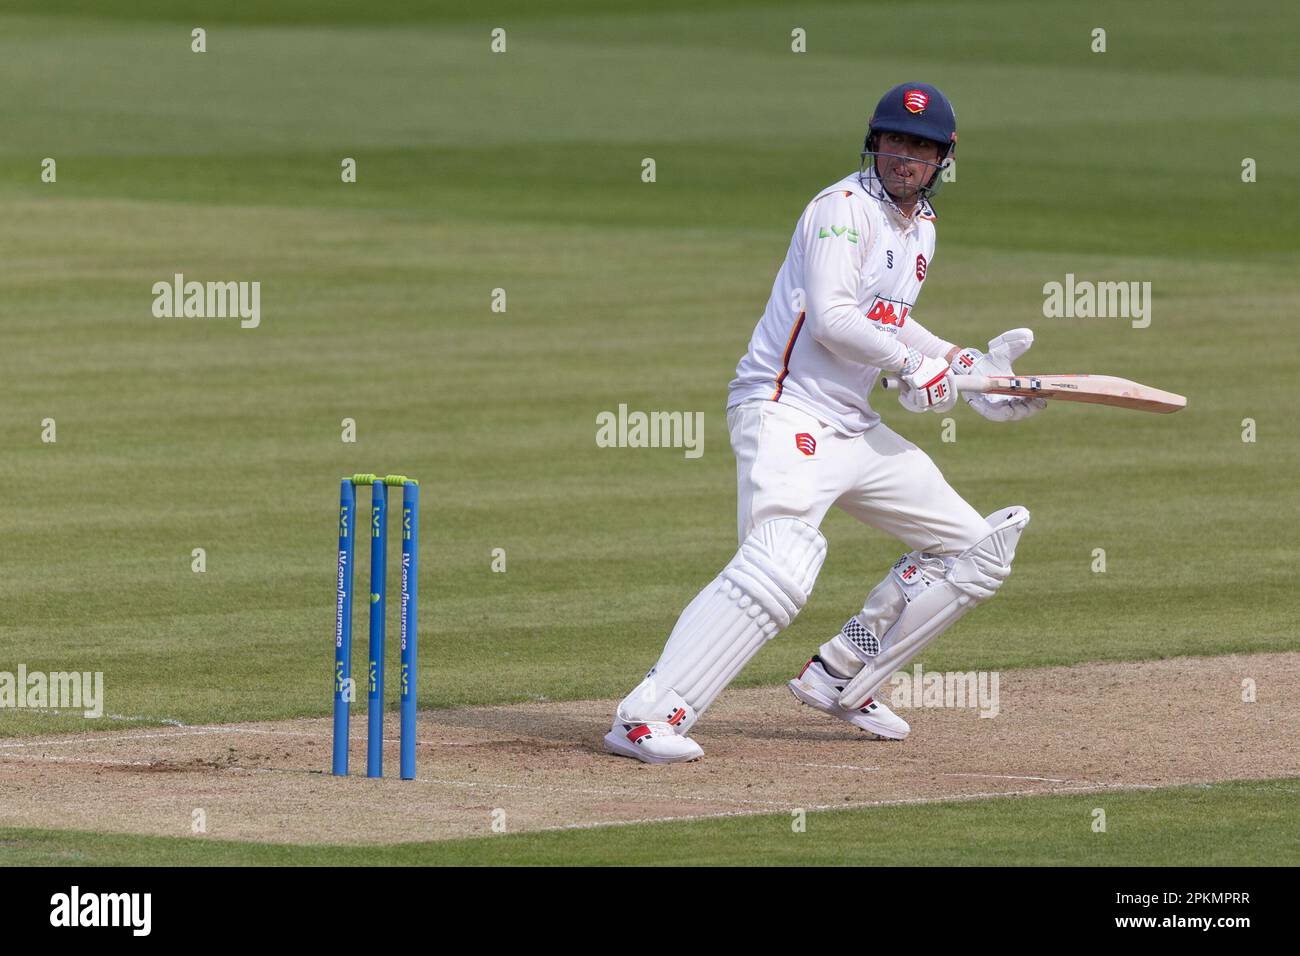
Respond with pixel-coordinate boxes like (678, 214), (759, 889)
(864, 82), (958, 160)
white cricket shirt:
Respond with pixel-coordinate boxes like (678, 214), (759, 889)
(728, 168), (954, 436)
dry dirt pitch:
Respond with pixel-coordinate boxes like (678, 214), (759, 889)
(2, 653), (1295, 846)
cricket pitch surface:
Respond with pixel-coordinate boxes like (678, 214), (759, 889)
(2, 653), (1296, 845)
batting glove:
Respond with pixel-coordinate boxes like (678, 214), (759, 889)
(950, 328), (1047, 422)
(897, 348), (958, 414)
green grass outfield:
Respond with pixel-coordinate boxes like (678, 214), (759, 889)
(1, 1), (1297, 862)
(3, 778), (1298, 866)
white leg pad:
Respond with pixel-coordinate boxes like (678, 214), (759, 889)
(621, 517), (827, 727)
(838, 506), (1030, 709)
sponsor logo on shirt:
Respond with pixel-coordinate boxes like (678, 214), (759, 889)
(817, 225), (859, 243)
(866, 295), (911, 329)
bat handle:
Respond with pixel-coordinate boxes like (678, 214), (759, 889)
(879, 374), (984, 392)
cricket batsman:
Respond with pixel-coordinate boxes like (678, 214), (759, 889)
(605, 82), (1047, 763)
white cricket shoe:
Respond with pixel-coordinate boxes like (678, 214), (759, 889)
(788, 656), (910, 740)
(603, 719), (704, 764)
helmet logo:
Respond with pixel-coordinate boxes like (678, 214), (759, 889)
(903, 89), (929, 114)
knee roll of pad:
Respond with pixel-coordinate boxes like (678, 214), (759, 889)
(723, 516), (827, 627)
(951, 506), (1031, 600)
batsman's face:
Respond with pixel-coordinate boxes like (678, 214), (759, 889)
(876, 132), (944, 201)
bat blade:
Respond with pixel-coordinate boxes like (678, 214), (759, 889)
(968, 374), (1187, 414)
(879, 373), (1187, 414)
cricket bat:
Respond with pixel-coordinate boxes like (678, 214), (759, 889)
(880, 373), (1187, 414)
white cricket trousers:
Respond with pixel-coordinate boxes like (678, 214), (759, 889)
(727, 399), (990, 555)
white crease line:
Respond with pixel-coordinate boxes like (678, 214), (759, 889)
(0, 725), (619, 769)
(942, 772), (1070, 783)
(531, 782), (1161, 834)
(106, 714), (187, 726)
(21, 709), (188, 727)
(0, 753), (154, 768)
(392, 774), (797, 809)
(728, 759), (1077, 780)
(0, 727), (248, 749)
(0, 724), (556, 748)
(208, 727), (611, 750)
(774, 761), (884, 772)
(0, 723), (388, 749)
(0, 759), (335, 780)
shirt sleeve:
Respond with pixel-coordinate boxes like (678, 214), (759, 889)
(897, 315), (955, 361)
(800, 192), (912, 372)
